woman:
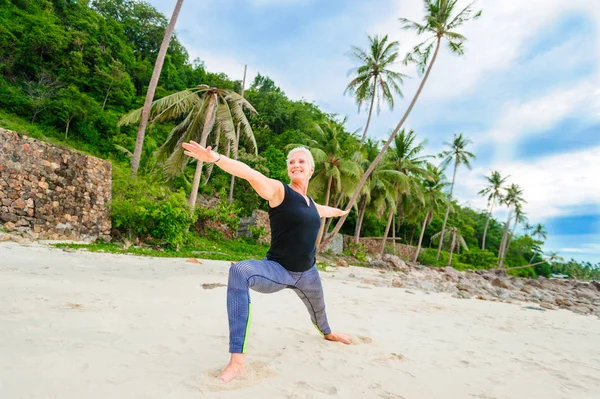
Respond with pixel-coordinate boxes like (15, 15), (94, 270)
(182, 140), (352, 383)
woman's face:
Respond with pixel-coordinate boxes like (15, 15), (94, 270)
(287, 151), (314, 183)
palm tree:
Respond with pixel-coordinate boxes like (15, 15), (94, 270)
(380, 129), (431, 256)
(130, 0), (185, 177)
(431, 226), (468, 266)
(345, 34), (406, 146)
(478, 170), (508, 250)
(497, 184), (526, 268)
(119, 84), (257, 207)
(505, 204), (527, 254)
(295, 120), (362, 246)
(318, 0), (482, 252)
(528, 223), (547, 264)
(351, 139), (401, 253)
(414, 163), (447, 262)
(436, 133), (476, 260)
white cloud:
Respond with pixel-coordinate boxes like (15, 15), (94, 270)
(454, 145), (600, 222)
(373, 0), (600, 103)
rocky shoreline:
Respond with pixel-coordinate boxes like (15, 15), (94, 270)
(337, 254), (600, 319)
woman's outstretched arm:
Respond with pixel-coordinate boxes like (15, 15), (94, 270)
(315, 204), (351, 218)
(182, 141), (283, 206)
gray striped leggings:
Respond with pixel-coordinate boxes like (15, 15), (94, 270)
(226, 259), (331, 353)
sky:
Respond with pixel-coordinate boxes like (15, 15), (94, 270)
(147, 0), (600, 264)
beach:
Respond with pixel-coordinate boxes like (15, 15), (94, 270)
(1, 241), (599, 399)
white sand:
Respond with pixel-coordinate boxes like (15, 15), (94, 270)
(1, 242), (599, 399)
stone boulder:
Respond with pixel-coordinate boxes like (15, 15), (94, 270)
(382, 254), (410, 273)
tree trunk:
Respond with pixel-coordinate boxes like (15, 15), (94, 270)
(481, 194), (496, 250)
(229, 64), (247, 203)
(188, 95), (216, 207)
(359, 78), (378, 147)
(380, 207), (394, 256)
(316, 175), (333, 247)
(392, 215), (396, 255)
(102, 83), (112, 110)
(505, 222), (518, 256)
(65, 115), (74, 139)
(130, 0), (184, 177)
(436, 159), (458, 260)
(352, 196), (368, 255)
(529, 250), (538, 265)
(324, 192), (342, 233)
(447, 228), (457, 267)
(498, 211), (512, 269)
(414, 211), (429, 263)
(318, 38), (442, 252)
(506, 259), (548, 270)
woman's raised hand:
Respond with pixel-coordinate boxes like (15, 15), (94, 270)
(182, 141), (219, 163)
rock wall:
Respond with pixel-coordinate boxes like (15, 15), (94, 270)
(237, 209), (271, 244)
(0, 128), (111, 241)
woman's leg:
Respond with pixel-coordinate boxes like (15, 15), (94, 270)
(291, 266), (332, 336)
(227, 259), (295, 353)
(221, 259), (295, 383)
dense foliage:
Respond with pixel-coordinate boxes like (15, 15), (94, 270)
(1, 0), (597, 279)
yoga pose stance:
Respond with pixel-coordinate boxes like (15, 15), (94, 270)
(182, 141), (352, 383)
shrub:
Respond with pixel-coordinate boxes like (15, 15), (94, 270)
(110, 166), (196, 248)
(459, 248), (498, 269)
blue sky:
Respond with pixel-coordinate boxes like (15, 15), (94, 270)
(148, 0), (600, 263)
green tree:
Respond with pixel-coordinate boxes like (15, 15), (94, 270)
(380, 129), (431, 255)
(436, 132), (476, 260)
(529, 223), (547, 264)
(319, 0), (482, 251)
(479, 170), (508, 250)
(497, 183), (526, 268)
(414, 163), (447, 262)
(352, 139), (399, 251)
(432, 226), (468, 266)
(344, 34), (405, 146)
(118, 84), (257, 207)
(505, 204), (527, 255)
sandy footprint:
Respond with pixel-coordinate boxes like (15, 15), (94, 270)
(351, 335), (373, 345)
(186, 360), (278, 392)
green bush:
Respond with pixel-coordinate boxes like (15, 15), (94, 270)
(194, 196), (242, 235)
(459, 248), (498, 269)
(110, 166), (196, 248)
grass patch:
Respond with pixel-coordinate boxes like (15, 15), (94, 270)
(53, 235), (269, 262)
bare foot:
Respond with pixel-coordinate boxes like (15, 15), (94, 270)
(218, 353), (245, 383)
(324, 332), (352, 345)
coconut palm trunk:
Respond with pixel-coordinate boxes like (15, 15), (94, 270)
(324, 192), (342, 234)
(130, 0), (184, 177)
(414, 211), (430, 263)
(380, 207), (395, 256)
(316, 175), (334, 247)
(319, 39), (442, 252)
(352, 196), (368, 254)
(498, 213), (512, 269)
(481, 195), (496, 250)
(447, 228), (457, 267)
(228, 64), (247, 203)
(360, 80), (378, 147)
(188, 96), (217, 207)
(436, 158), (458, 260)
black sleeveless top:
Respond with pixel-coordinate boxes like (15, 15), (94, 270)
(266, 182), (321, 272)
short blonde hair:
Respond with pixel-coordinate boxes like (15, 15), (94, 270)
(287, 147), (315, 167)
